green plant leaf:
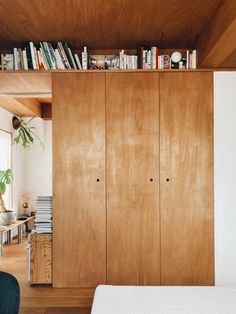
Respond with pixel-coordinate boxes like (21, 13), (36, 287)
(0, 181), (6, 194)
(12, 117), (44, 151)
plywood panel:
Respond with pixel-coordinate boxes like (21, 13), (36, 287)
(160, 72), (214, 285)
(106, 72), (160, 285)
(52, 73), (106, 287)
(30, 234), (52, 284)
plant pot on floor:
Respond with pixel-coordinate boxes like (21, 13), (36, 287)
(0, 211), (16, 226)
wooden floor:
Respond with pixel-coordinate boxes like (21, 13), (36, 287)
(0, 236), (94, 314)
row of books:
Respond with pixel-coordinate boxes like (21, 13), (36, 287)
(0, 42), (197, 71)
(34, 195), (52, 234)
(139, 47), (197, 69)
(0, 42), (84, 70)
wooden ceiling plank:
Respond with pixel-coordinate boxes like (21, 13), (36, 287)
(197, 0), (236, 68)
(0, 97), (42, 117)
(15, 98), (42, 117)
(0, 0), (221, 50)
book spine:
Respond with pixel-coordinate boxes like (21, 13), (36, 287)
(74, 53), (82, 70)
(192, 50), (197, 69)
(39, 47), (49, 70)
(137, 46), (143, 69)
(163, 54), (170, 69)
(143, 50), (147, 69)
(158, 55), (164, 69)
(43, 42), (52, 69)
(25, 44), (33, 70)
(156, 48), (158, 69)
(22, 49), (28, 70)
(119, 50), (124, 70)
(57, 42), (71, 69)
(186, 50), (189, 69)
(48, 43), (57, 69)
(13, 48), (18, 70)
(131, 55), (134, 70)
(148, 50), (151, 69)
(37, 51), (42, 70)
(68, 48), (77, 69)
(17, 50), (21, 70)
(54, 49), (63, 69)
(190, 53), (193, 69)
(82, 46), (88, 70)
(62, 42), (74, 69)
(29, 42), (37, 70)
(151, 47), (154, 70)
(18, 49), (23, 70)
(34, 47), (39, 70)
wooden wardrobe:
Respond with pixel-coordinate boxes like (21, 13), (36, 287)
(52, 71), (214, 288)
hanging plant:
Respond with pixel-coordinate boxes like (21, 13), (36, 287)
(12, 116), (45, 150)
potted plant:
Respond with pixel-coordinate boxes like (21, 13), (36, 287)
(12, 116), (45, 150)
(0, 169), (15, 225)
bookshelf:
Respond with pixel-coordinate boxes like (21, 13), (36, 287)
(0, 42), (198, 71)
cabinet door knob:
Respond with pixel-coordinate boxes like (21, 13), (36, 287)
(166, 178), (170, 182)
(96, 178), (100, 182)
(150, 178), (153, 182)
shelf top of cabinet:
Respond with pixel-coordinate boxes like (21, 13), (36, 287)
(0, 68), (235, 74)
(0, 68), (235, 96)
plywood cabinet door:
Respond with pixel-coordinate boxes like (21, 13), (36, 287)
(52, 73), (106, 287)
(160, 72), (214, 285)
(106, 73), (160, 285)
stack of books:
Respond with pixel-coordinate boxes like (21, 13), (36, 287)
(34, 195), (53, 234)
(119, 50), (138, 70)
(139, 47), (158, 69)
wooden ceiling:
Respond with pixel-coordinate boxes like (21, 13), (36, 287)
(0, 0), (235, 119)
(0, 0), (222, 50)
(0, 0), (235, 68)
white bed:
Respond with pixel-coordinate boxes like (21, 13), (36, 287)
(91, 285), (236, 314)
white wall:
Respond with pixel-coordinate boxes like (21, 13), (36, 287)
(0, 108), (25, 211)
(24, 119), (52, 201)
(0, 109), (52, 212)
(214, 72), (236, 286)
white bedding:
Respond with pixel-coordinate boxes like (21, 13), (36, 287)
(91, 285), (236, 314)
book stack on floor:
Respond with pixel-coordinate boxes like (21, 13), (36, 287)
(34, 196), (53, 234)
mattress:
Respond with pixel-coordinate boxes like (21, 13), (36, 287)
(91, 285), (236, 314)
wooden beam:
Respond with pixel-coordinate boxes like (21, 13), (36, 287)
(41, 103), (52, 120)
(197, 0), (236, 68)
(16, 98), (42, 117)
(0, 97), (42, 117)
(0, 72), (51, 94)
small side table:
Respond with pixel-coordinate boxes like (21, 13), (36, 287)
(0, 216), (35, 257)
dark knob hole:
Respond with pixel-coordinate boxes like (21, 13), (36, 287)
(150, 178), (153, 182)
(97, 179), (100, 182)
(166, 178), (170, 182)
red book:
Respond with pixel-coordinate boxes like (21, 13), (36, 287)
(156, 48), (159, 69)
